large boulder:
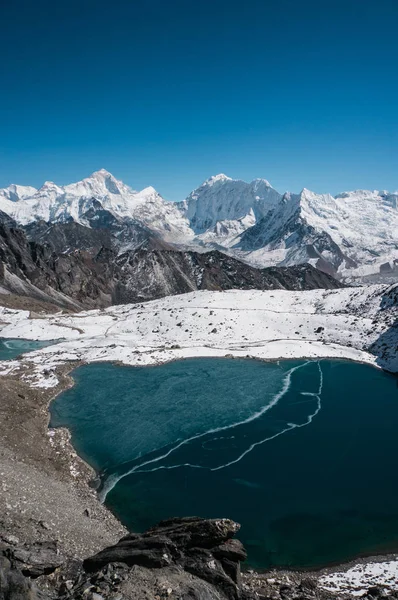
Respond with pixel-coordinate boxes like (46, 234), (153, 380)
(83, 517), (247, 599)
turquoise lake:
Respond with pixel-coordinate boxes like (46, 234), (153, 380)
(50, 358), (398, 570)
(0, 338), (54, 360)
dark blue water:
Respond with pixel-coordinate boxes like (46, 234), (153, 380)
(0, 338), (54, 360)
(50, 358), (398, 570)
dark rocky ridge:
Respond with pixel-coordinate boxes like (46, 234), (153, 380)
(0, 223), (343, 311)
(23, 200), (166, 256)
(23, 220), (113, 255)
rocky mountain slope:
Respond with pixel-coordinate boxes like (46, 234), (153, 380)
(1, 170), (397, 281)
(0, 223), (342, 310)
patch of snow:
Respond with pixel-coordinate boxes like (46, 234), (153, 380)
(319, 559), (398, 595)
(0, 285), (396, 387)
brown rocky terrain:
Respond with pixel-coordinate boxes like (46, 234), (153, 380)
(0, 223), (343, 311)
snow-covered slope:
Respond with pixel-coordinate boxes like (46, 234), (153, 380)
(0, 169), (191, 241)
(0, 285), (396, 389)
(0, 170), (282, 246)
(235, 188), (398, 279)
(182, 174), (281, 243)
(1, 170), (397, 280)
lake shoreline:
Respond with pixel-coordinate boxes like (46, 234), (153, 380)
(48, 359), (398, 588)
(1, 335), (398, 595)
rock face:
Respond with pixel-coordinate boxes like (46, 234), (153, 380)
(183, 175), (281, 235)
(0, 538), (63, 600)
(2, 518), (398, 600)
(0, 224), (113, 310)
(83, 517), (246, 599)
(0, 518), (250, 600)
(23, 220), (113, 255)
(0, 224), (343, 310)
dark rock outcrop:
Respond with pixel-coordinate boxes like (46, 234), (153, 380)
(83, 517), (245, 598)
(0, 539), (63, 600)
(0, 223), (343, 311)
(2, 519), (398, 600)
(114, 248), (343, 305)
(23, 220), (113, 256)
(0, 209), (17, 229)
(6, 541), (63, 578)
(0, 518), (250, 600)
(0, 224), (114, 310)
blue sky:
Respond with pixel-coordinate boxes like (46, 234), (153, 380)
(0, 0), (397, 200)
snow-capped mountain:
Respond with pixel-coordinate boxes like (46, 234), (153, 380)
(234, 188), (398, 280)
(1, 169), (397, 281)
(0, 169), (191, 242)
(182, 174), (281, 243)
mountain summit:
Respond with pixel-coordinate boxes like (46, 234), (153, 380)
(0, 170), (397, 281)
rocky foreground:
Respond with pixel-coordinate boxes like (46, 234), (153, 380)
(2, 515), (397, 600)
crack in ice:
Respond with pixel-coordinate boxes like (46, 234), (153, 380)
(100, 361), (322, 501)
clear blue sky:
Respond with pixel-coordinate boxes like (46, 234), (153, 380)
(1, 0), (397, 199)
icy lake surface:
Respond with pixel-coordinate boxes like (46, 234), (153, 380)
(50, 358), (398, 569)
(0, 338), (54, 360)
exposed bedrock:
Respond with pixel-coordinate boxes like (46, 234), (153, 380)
(83, 517), (246, 599)
(3, 517), (398, 600)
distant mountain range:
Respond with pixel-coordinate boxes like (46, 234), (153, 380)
(1, 169), (397, 283)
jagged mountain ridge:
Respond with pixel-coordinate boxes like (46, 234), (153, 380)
(234, 188), (398, 279)
(0, 169), (192, 242)
(1, 169), (397, 281)
(0, 223), (342, 310)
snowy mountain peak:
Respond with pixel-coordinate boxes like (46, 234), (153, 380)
(252, 177), (271, 185)
(0, 184), (38, 202)
(140, 185), (158, 196)
(184, 174), (282, 236)
(38, 181), (64, 194)
(0, 170), (397, 282)
(87, 169), (129, 190)
(300, 187), (325, 200)
(63, 170), (135, 199)
(205, 173), (232, 185)
(91, 168), (115, 179)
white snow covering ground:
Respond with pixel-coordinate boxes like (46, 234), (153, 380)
(319, 559), (398, 595)
(0, 284), (396, 388)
